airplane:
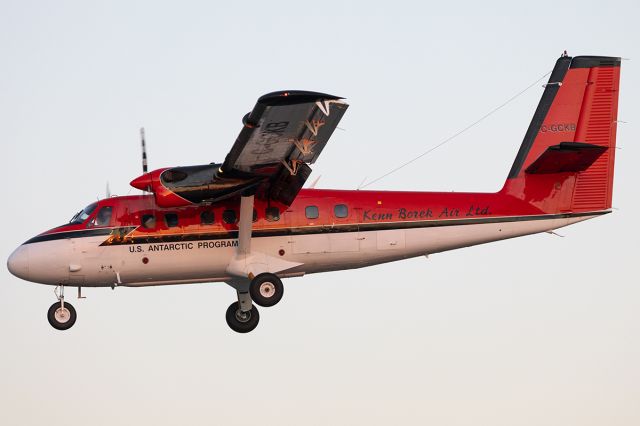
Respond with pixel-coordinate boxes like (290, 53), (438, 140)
(7, 53), (622, 333)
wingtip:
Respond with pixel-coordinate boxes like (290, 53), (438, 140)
(258, 90), (343, 106)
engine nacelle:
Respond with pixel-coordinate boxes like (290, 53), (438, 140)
(130, 164), (265, 208)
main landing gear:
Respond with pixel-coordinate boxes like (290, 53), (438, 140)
(225, 273), (284, 333)
(47, 285), (77, 331)
(225, 302), (260, 333)
(249, 273), (284, 307)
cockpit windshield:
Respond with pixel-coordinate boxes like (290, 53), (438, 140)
(69, 202), (98, 224)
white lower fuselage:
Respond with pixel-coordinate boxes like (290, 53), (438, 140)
(12, 214), (596, 288)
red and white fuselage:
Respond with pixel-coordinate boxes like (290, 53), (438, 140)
(5, 188), (609, 288)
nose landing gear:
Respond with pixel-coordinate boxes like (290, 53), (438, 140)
(47, 285), (77, 330)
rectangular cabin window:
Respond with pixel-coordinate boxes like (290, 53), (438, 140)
(223, 209), (237, 224)
(141, 214), (156, 230)
(266, 207), (280, 222)
(89, 206), (113, 227)
(200, 210), (215, 225)
(305, 206), (319, 220)
(253, 209), (258, 222)
(164, 213), (179, 228)
(334, 204), (348, 218)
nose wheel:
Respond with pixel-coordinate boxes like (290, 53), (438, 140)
(47, 285), (77, 330)
(47, 301), (77, 330)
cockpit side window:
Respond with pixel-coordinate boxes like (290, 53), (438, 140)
(69, 202), (98, 224)
(88, 206), (113, 227)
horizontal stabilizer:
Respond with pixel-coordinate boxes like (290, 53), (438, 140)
(525, 142), (607, 174)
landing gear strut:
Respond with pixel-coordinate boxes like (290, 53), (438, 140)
(47, 285), (77, 330)
(223, 195), (287, 332)
(224, 278), (261, 333)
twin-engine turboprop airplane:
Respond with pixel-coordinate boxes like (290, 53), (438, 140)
(7, 54), (622, 333)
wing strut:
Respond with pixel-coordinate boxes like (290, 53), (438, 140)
(226, 194), (255, 313)
(225, 194), (303, 302)
(237, 195), (254, 256)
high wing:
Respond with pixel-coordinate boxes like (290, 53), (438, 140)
(129, 90), (348, 208)
(220, 90), (348, 205)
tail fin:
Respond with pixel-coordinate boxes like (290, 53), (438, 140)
(503, 54), (621, 213)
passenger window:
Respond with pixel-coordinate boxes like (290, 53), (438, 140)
(164, 213), (179, 228)
(266, 207), (280, 222)
(334, 204), (348, 218)
(200, 210), (215, 225)
(223, 209), (237, 224)
(89, 206), (113, 227)
(253, 209), (258, 222)
(305, 205), (319, 219)
(141, 214), (156, 229)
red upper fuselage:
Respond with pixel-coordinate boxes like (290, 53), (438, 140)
(37, 185), (553, 243)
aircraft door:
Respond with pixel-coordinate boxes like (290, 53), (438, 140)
(353, 207), (373, 252)
(272, 205), (294, 256)
(327, 201), (359, 253)
(81, 205), (118, 285)
(289, 203), (330, 254)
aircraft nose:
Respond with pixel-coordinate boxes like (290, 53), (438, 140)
(7, 245), (29, 280)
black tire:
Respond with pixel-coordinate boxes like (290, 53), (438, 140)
(225, 302), (259, 333)
(249, 273), (284, 307)
(47, 301), (77, 330)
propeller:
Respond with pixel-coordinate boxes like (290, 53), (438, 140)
(141, 127), (148, 174)
(138, 127), (152, 192)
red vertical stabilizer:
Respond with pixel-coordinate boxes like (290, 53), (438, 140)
(502, 55), (621, 214)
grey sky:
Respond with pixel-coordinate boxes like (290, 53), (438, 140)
(1, 1), (638, 425)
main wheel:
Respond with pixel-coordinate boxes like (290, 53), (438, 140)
(225, 302), (259, 333)
(47, 301), (77, 330)
(249, 273), (284, 307)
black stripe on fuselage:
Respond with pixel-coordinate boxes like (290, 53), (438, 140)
(20, 211), (608, 246)
(22, 227), (137, 245)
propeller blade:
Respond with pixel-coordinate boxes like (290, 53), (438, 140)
(140, 127), (148, 173)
